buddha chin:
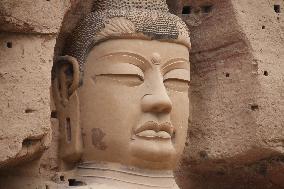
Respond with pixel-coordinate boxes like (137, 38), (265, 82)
(130, 136), (176, 163)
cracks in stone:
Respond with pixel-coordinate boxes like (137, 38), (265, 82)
(191, 40), (248, 63)
(0, 15), (57, 34)
(0, 134), (49, 169)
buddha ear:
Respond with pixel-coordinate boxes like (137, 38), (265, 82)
(52, 56), (83, 163)
(52, 56), (80, 107)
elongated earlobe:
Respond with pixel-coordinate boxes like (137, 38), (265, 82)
(52, 55), (83, 163)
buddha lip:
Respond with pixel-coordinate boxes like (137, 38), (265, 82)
(134, 121), (174, 138)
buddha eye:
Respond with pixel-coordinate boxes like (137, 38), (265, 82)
(92, 62), (145, 87)
(163, 69), (190, 92)
(164, 78), (189, 92)
(97, 74), (144, 87)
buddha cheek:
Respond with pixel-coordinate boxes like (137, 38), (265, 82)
(169, 91), (189, 157)
(79, 77), (142, 162)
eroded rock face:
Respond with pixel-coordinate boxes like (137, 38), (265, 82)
(0, 0), (69, 33)
(0, 0), (71, 169)
(0, 1), (94, 188)
(0, 0), (93, 172)
(175, 0), (284, 188)
(0, 33), (53, 167)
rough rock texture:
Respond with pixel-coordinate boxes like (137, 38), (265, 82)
(175, 0), (284, 189)
(0, 1), (93, 188)
(0, 33), (54, 167)
(0, 0), (69, 33)
(0, 0), (72, 168)
(0, 0), (283, 189)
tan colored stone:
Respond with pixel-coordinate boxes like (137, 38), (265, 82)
(180, 0), (283, 164)
(0, 33), (55, 167)
(53, 39), (190, 189)
(0, 0), (70, 34)
(51, 1), (191, 188)
(0, 0), (283, 189)
(177, 0), (284, 188)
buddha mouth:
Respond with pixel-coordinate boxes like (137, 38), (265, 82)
(134, 121), (174, 140)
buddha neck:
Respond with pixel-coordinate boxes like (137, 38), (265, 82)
(74, 162), (179, 189)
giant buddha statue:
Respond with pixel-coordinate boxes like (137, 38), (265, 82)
(52, 0), (191, 188)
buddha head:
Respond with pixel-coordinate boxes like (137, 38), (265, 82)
(52, 0), (191, 170)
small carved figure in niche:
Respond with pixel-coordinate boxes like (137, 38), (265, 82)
(52, 0), (191, 188)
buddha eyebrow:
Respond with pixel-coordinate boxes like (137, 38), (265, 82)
(97, 52), (150, 70)
(161, 58), (190, 74)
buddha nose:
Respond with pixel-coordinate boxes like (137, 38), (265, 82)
(141, 82), (172, 114)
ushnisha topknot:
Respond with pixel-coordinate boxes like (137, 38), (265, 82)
(63, 0), (191, 73)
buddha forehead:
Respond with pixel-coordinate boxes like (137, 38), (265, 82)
(86, 39), (189, 64)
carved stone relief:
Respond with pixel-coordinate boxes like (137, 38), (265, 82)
(51, 0), (191, 188)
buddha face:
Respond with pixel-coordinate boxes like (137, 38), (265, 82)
(78, 39), (190, 169)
